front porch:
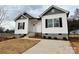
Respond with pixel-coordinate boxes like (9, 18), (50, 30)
(26, 32), (42, 39)
(27, 18), (42, 38)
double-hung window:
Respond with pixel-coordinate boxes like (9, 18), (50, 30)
(54, 18), (60, 27)
(18, 22), (25, 30)
(47, 19), (53, 28)
(45, 18), (62, 28)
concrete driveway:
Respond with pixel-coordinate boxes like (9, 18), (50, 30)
(23, 39), (75, 54)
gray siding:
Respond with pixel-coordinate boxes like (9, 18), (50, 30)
(15, 12), (34, 21)
(16, 15), (26, 20)
(43, 7), (65, 16)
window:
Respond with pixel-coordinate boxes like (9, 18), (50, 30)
(54, 18), (60, 27)
(46, 19), (53, 28)
(45, 18), (62, 28)
(18, 22), (25, 29)
(47, 19), (53, 27)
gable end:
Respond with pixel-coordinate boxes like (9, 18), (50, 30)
(40, 5), (69, 17)
(42, 7), (65, 16)
(15, 12), (34, 21)
(16, 15), (27, 20)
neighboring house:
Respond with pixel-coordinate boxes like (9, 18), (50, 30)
(70, 29), (79, 34)
(15, 5), (69, 39)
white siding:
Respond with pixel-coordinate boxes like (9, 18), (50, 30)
(15, 19), (29, 34)
(42, 13), (68, 34)
(28, 20), (33, 33)
(35, 20), (42, 33)
(28, 19), (42, 33)
(15, 13), (68, 35)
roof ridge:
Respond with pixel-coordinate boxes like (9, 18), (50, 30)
(39, 5), (69, 17)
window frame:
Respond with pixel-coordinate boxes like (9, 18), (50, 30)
(47, 19), (54, 28)
(45, 17), (62, 28)
(18, 22), (25, 30)
(54, 18), (60, 27)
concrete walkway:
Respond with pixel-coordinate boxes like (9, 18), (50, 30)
(23, 40), (75, 54)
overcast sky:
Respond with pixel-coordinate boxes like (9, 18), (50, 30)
(1, 5), (79, 30)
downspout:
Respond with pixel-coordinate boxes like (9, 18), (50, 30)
(41, 17), (42, 38)
(67, 12), (70, 40)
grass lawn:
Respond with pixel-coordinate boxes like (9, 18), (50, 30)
(69, 35), (79, 54)
(0, 39), (40, 54)
(69, 35), (79, 38)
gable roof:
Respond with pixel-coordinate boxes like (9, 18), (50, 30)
(39, 5), (69, 17)
(15, 5), (69, 21)
(15, 12), (35, 21)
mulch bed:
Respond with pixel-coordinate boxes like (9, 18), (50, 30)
(0, 37), (13, 42)
(69, 37), (79, 54)
(69, 37), (79, 42)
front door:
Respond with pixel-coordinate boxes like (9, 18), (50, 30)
(29, 20), (38, 33)
(32, 23), (36, 33)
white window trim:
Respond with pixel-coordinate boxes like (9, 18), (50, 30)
(54, 18), (60, 27)
(46, 18), (61, 28)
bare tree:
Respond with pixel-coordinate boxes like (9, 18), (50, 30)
(74, 8), (79, 20)
(0, 6), (7, 26)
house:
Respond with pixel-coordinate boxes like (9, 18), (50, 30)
(70, 29), (79, 34)
(15, 5), (69, 39)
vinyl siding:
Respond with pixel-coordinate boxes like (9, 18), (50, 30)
(42, 13), (68, 34)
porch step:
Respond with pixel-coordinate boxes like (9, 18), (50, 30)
(15, 34), (27, 38)
(35, 33), (42, 38)
(27, 33), (35, 38)
(27, 33), (42, 38)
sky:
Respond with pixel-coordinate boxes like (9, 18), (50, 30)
(0, 5), (79, 30)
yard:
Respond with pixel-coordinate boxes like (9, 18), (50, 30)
(69, 35), (79, 54)
(0, 34), (79, 54)
(0, 39), (40, 54)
